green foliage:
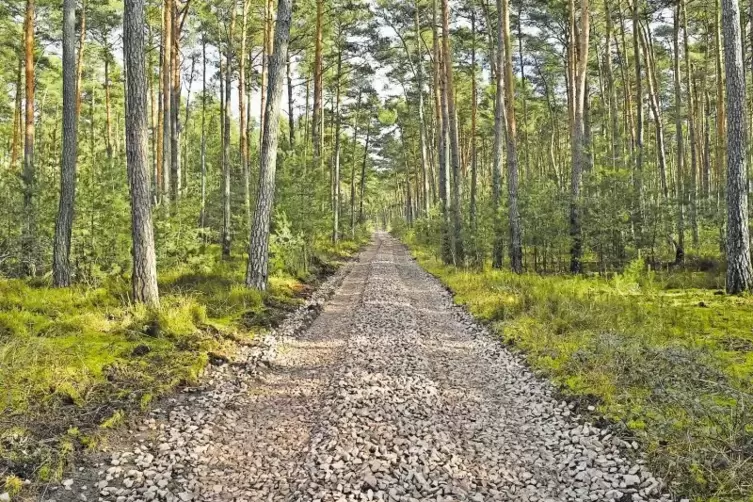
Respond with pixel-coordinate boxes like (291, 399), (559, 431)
(403, 234), (753, 502)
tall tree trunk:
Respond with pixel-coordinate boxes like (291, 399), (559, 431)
(415, 0), (430, 216)
(469, 6), (479, 266)
(492, 0), (505, 269)
(715, 0), (726, 201)
(239, 0), (250, 225)
(350, 91), (361, 238)
(247, 0), (294, 290)
(436, 0), (452, 265)
(162, 0), (172, 204)
(287, 51), (295, 149)
(22, 0), (36, 274)
(313, 0), (324, 171)
(222, 8), (236, 259)
(359, 119), (371, 224)
(75, 0), (86, 119)
(105, 56), (114, 160)
(502, 0), (522, 273)
(199, 36), (207, 228)
(441, 0), (464, 264)
(683, 0), (699, 247)
(722, 0), (753, 293)
(332, 46), (343, 244)
(569, 0), (590, 274)
(124, 0), (160, 307)
(10, 60), (22, 170)
(170, 1), (181, 201)
(517, 4), (529, 179)
(640, 23), (669, 200)
(604, 0), (621, 168)
(632, 0), (644, 244)
(673, 2), (685, 263)
(53, 0), (79, 287)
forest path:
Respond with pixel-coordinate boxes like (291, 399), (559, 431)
(49, 233), (670, 502)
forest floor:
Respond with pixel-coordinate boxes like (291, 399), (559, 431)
(38, 233), (671, 502)
(402, 234), (753, 502)
(0, 241), (362, 501)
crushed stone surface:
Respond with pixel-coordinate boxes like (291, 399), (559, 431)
(43, 233), (672, 502)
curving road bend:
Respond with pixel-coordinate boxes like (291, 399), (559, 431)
(50, 233), (670, 502)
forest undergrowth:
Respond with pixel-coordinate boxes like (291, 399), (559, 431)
(0, 238), (365, 494)
(398, 230), (753, 502)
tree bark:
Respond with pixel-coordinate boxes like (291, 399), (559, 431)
(247, 0), (294, 290)
(22, 0), (36, 274)
(502, 0), (522, 273)
(673, 2), (685, 263)
(492, 0), (505, 269)
(199, 36), (207, 228)
(162, 0), (173, 204)
(359, 119), (371, 224)
(722, 0), (753, 293)
(332, 47), (343, 243)
(53, 0), (79, 287)
(222, 7), (236, 259)
(313, 0), (324, 171)
(569, 0), (590, 274)
(240, 0), (251, 225)
(124, 0), (160, 307)
(441, 0), (464, 265)
(75, 0), (86, 119)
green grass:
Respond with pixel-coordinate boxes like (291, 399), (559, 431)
(402, 236), (753, 502)
(0, 240), (365, 494)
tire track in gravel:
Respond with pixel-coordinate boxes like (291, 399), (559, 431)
(48, 234), (672, 502)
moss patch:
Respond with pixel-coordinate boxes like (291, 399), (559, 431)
(0, 239), (365, 492)
(403, 236), (753, 502)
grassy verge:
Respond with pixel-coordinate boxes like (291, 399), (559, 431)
(402, 235), (753, 502)
(0, 240), (364, 497)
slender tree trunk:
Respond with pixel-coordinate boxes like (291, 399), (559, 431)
(10, 60), (22, 170)
(502, 0), (522, 273)
(332, 47), (343, 244)
(350, 92), (361, 238)
(170, 1), (181, 201)
(673, 2), (685, 263)
(359, 120), (371, 224)
(22, 0), (36, 274)
(441, 0), (464, 264)
(683, 0), (699, 247)
(604, 0), (621, 168)
(569, 0), (590, 274)
(313, 0), (324, 171)
(287, 51), (295, 149)
(436, 0), (452, 265)
(239, 0), (250, 225)
(492, 0), (505, 269)
(722, 0), (753, 292)
(640, 23), (669, 200)
(222, 9), (236, 259)
(162, 0), (172, 204)
(53, 0), (79, 287)
(715, 0), (726, 199)
(632, 0), (644, 244)
(124, 0), (160, 307)
(415, 0), (430, 216)
(247, 0), (294, 290)
(199, 36), (207, 228)
(75, 0), (86, 119)
(469, 7), (479, 266)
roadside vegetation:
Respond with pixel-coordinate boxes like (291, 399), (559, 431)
(0, 238), (364, 492)
(399, 230), (753, 502)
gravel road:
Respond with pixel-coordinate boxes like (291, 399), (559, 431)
(45, 233), (671, 502)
